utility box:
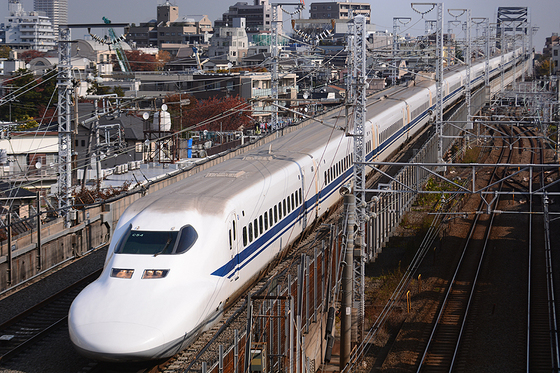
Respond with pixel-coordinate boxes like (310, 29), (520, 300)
(250, 343), (267, 373)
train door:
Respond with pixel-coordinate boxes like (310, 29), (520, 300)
(299, 163), (308, 230)
(312, 158), (319, 221)
(404, 103), (410, 139)
(227, 211), (240, 282)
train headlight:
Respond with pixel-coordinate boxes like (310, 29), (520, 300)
(142, 269), (170, 279)
(111, 268), (134, 279)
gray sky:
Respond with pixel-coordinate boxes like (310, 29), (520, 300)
(2, 0), (558, 52)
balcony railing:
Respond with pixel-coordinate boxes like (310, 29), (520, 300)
(251, 85), (298, 98)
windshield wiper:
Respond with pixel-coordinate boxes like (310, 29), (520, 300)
(154, 236), (172, 257)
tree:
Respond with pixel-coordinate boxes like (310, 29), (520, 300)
(174, 95), (253, 132)
(156, 50), (172, 70)
(122, 50), (158, 71)
(0, 68), (57, 123)
(535, 56), (552, 77)
(0, 45), (11, 59)
(86, 80), (112, 96)
(19, 50), (46, 64)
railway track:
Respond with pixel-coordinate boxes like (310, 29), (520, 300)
(0, 269), (101, 363)
(416, 125), (517, 372)
(151, 222), (334, 373)
(527, 129), (560, 372)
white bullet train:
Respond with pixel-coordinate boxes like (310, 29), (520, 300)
(69, 49), (527, 361)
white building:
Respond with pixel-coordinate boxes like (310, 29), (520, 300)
(208, 18), (249, 65)
(1, 0), (55, 52)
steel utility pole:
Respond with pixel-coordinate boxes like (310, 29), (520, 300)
(434, 3), (444, 163)
(341, 193), (355, 371)
(351, 14), (367, 345)
(57, 25), (73, 228)
(392, 17), (411, 86)
(412, 2), (444, 162)
(57, 22), (128, 226)
(271, 4), (279, 132)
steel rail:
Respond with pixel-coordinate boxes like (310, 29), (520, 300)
(416, 125), (514, 372)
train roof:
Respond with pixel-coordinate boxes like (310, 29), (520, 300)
(124, 118), (348, 218)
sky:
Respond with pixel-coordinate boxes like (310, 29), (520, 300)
(1, 0), (558, 52)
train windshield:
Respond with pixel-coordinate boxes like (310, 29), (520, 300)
(115, 225), (198, 255)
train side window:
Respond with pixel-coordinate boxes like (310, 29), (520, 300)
(232, 221), (236, 240)
(254, 219), (259, 238)
(283, 199), (287, 216)
(274, 205), (278, 222)
(243, 227), (247, 246)
(248, 223), (253, 243)
(324, 171), (327, 184)
(229, 229), (232, 250)
(175, 225), (199, 254)
(269, 208), (273, 226)
(259, 216), (263, 235)
(291, 193), (295, 209)
(264, 212), (268, 230)
(278, 203), (282, 219)
(299, 188), (302, 205)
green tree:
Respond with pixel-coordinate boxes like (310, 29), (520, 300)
(0, 45), (11, 59)
(0, 68), (58, 123)
(535, 57), (552, 77)
(86, 80), (112, 96)
(112, 86), (125, 97)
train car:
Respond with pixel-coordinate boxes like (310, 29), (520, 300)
(69, 49), (528, 361)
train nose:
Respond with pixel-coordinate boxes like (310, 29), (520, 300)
(69, 321), (167, 361)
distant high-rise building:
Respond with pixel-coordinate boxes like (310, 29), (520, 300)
(34, 0), (67, 35)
